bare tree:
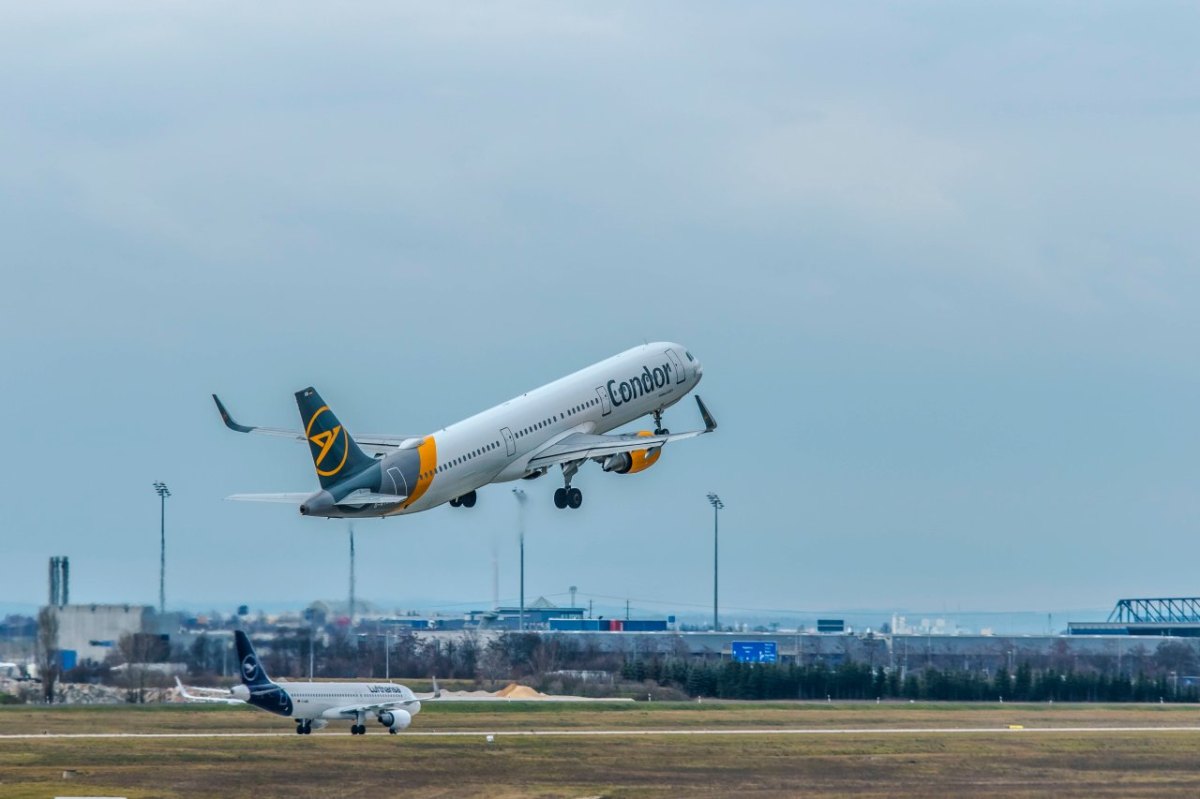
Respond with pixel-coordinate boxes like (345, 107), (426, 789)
(116, 633), (158, 704)
(35, 607), (59, 704)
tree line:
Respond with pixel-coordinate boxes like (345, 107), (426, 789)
(621, 658), (1200, 702)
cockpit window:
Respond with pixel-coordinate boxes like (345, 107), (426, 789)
(685, 351), (694, 362)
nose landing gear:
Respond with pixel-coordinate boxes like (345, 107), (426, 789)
(652, 408), (669, 436)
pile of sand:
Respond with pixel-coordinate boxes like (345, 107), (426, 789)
(494, 683), (547, 700)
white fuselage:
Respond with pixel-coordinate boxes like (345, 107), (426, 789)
(271, 680), (422, 721)
(391, 341), (703, 514)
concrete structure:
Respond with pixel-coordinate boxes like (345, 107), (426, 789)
(54, 604), (157, 664)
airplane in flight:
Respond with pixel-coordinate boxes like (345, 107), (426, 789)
(214, 342), (715, 516)
(176, 631), (436, 735)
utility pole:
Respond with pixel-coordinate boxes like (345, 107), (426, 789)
(348, 525), (356, 625)
(707, 493), (723, 631)
(153, 482), (171, 614)
(512, 489), (527, 631)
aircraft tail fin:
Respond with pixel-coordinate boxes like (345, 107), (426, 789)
(295, 387), (376, 489)
(234, 630), (274, 689)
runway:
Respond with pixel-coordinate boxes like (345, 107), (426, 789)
(4, 725), (1200, 740)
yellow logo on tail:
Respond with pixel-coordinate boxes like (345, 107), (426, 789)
(305, 406), (349, 477)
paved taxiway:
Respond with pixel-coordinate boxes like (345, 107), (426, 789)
(5, 725), (1200, 740)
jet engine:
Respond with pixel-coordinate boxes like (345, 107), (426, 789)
(377, 709), (412, 731)
(600, 432), (662, 474)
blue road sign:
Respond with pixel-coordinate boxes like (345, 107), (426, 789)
(731, 641), (778, 663)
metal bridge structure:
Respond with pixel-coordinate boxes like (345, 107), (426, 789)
(1107, 597), (1200, 625)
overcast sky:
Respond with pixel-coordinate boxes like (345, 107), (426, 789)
(2, 3), (1197, 621)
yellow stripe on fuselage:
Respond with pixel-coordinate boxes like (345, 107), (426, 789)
(401, 435), (438, 509)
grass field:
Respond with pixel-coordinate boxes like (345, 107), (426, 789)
(3, 702), (1200, 797)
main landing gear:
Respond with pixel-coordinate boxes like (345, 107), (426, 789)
(553, 487), (582, 509)
(449, 490), (477, 508)
(350, 723), (367, 735)
(652, 408), (669, 436)
(554, 460), (584, 509)
(296, 720), (312, 735)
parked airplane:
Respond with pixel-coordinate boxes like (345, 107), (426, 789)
(214, 342), (715, 516)
(176, 631), (436, 735)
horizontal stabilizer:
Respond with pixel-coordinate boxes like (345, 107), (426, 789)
(335, 490), (408, 506)
(175, 677), (244, 704)
(226, 493), (312, 504)
(212, 394), (418, 456)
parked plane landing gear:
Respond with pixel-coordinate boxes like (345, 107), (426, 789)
(449, 490), (477, 508)
(652, 408), (669, 436)
(554, 487), (582, 509)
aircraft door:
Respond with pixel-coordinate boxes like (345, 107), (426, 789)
(665, 349), (686, 384)
(500, 427), (516, 456)
(386, 467), (408, 497)
(596, 386), (612, 416)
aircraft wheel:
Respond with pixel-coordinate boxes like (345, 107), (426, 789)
(389, 728), (398, 735)
(461, 490), (477, 508)
(655, 428), (669, 435)
(567, 487), (583, 509)
(449, 497), (461, 508)
(296, 725), (305, 735)
(553, 488), (567, 509)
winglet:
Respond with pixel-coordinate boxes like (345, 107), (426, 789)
(695, 395), (717, 432)
(213, 395), (255, 434)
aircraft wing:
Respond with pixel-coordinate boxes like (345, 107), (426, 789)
(213, 395), (419, 456)
(227, 493), (313, 504)
(176, 677), (244, 705)
(526, 395), (717, 470)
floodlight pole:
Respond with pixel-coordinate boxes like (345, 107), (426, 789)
(512, 489), (527, 632)
(707, 493), (724, 631)
(153, 482), (171, 614)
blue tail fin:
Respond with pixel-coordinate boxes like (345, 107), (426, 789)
(295, 387), (375, 489)
(235, 630), (273, 689)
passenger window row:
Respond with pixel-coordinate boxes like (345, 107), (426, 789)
(515, 398), (601, 440)
(422, 440), (504, 480)
(422, 396), (602, 479)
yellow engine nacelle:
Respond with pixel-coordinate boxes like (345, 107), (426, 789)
(601, 431), (662, 474)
